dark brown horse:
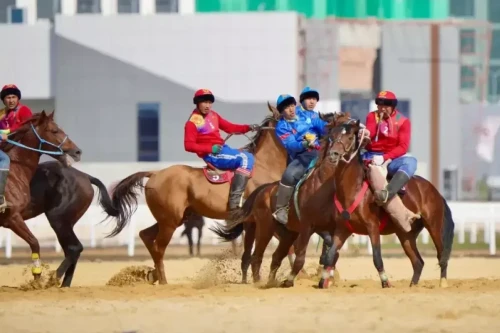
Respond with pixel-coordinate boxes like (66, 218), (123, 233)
(105, 107), (290, 284)
(316, 115), (455, 289)
(211, 113), (349, 287)
(23, 161), (118, 287)
(0, 111), (81, 279)
(180, 211), (205, 256)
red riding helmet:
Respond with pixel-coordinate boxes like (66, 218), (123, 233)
(1, 84), (21, 101)
(193, 89), (215, 105)
(375, 90), (397, 107)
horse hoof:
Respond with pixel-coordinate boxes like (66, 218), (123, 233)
(381, 280), (391, 288)
(318, 278), (329, 289)
(33, 273), (42, 281)
(440, 278), (448, 288)
(280, 280), (294, 288)
(146, 269), (158, 284)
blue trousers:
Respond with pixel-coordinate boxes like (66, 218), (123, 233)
(0, 150), (10, 169)
(204, 144), (254, 175)
(281, 150), (318, 186)
(363, 151), (417, 178)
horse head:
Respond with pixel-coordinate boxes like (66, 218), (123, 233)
(323, 112), (363, 166)
(12, 110), (82, 166)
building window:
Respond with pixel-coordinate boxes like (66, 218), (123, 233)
(77, 0), (101, 13)
(118, 0), (140, 13)
(449, 0), (474, 17)
(0, 0), (15, 23)
(156, 0), (178, 13)
(138, 103), (160, 162)
(489, 65), (500, 102)
(7, 6), (25, 23)
(460, 29), (475, 54)
(488, 0), (500, 23)
(37, 0), (61, 21)
(460, 65), (476, 89)
(491, 29), (500, 59)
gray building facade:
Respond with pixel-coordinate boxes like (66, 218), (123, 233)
(3, 12), (470, 194)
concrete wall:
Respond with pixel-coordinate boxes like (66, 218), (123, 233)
(55, 13), (299, 102)
(0, 21), (52, 99)
(381, 23), (460, 192)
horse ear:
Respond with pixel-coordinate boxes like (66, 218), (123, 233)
(48, 110), (55, 119)
(356, 119), (360, 126)
(344, 111), (351, 119)
(267, 101), (280, 120)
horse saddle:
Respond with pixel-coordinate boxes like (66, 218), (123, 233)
(202, 163), (234, 184)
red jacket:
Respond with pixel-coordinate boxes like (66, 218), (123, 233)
(184, 110), (251, 157)
(0, 104), (33, 133)
(365, 109), (410, 160)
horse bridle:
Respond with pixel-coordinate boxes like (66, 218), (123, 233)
(327, 119), (365, 163)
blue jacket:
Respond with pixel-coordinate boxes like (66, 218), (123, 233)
(275, 109), (327, 159)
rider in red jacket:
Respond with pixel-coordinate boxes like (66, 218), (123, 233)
(184, 89), (258, 215)
(364, 90), (417, 204)
(0, 84), (33, 210)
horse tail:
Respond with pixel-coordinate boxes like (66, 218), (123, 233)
(210, 182), (273, 241)
(106, 171), (153, 238)
(88, 175), (120, 219)
(440, 197), (455, 266)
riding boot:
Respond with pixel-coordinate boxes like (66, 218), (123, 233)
(227, 172), (250, 216)
(272, 182), (295, 225)
(374, 171), (410, 206)
(0, 169), (10, 212)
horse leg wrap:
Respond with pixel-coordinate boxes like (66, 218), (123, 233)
(368, 166), (420, 232)
(31, 253), (42, 275)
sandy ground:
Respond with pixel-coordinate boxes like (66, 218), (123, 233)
(1, 250), (500, 333)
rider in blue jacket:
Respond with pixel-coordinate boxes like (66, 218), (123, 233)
(273, 94), (328, 225)
(297, 86), (320, 120)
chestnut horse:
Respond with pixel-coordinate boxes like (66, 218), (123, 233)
(23, 161), (118, 287)
(105, 106), (291, 284)
(316, 115), (455, 289)
(0, 111), (81, 279)
(211, 113), (349, 286)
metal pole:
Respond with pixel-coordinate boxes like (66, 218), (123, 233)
(430, 24), (441, 189)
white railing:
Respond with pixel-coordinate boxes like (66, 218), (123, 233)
(0, 201), (498, 258)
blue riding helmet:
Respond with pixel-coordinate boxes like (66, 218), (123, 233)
(276, 94), (296, 113)
(299, 86), (320, 103)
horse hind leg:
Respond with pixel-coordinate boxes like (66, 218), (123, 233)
(241, 222), (255, 284)
(139, 223), (160, 283)
(196, 226), (202, 256)
(395, 221), (425, 287)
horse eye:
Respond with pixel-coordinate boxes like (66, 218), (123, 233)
(341, 128), (346, 135)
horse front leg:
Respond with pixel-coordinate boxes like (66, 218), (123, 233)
(367, 222), (391, 288)
(319, 228), (351, 289)
(8, 213), (42, 279)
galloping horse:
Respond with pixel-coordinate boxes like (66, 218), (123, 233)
(0, 111), (81, 279)
(23, 161), (118, 287)
(211, 113), (349, 286)
(318, 115), (455, 289)
(106, 106), (289, 284)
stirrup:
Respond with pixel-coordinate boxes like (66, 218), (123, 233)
(374, 189), (389, 205)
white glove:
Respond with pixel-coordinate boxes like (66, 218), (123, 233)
(372, 155), (384, 166)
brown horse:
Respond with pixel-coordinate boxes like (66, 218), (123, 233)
(23, 161), (118, 287)
(106, 107), (290, 284)
(211, 113), (349, 286)
(316, 115), (455, 289)
(0, 111), (81, 279)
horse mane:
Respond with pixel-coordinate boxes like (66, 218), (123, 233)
(240, 114), (277, 153)
(0, 111), (48, 152)
(316, 112), (353, 165)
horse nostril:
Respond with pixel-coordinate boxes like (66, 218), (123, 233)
(332, 151), (340, 157)
(75, 149), (82, 156)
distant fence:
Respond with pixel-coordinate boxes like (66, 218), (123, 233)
(0, 202), (498, 258)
